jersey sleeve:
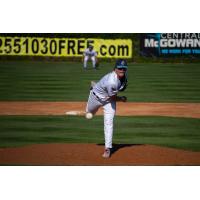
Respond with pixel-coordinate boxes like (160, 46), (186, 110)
(106, 84), (118, 97)
(119, 73), (128, 91)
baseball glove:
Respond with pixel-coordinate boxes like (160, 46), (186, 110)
(120, 96), (127, 102)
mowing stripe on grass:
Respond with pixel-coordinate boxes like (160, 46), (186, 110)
(0, 61), (200, 102)
(0, 115), (200, 151)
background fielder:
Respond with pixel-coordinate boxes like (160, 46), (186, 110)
(83, 45), (98, 69)
(86, 59), (128, 158)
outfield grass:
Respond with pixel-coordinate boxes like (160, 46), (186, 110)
(0, 115), (200, 151)
(0, 61), (200, 102)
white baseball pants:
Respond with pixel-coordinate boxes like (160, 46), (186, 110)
(86, 90), (116, 149)
(84, 56), (96, 68)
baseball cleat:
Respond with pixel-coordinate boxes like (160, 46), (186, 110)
(102, 148), (111, 158)
(91, 81), (96, 87)
(90, 81), (96, 90)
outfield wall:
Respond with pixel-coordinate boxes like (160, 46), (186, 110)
(0, 33), (200, 63)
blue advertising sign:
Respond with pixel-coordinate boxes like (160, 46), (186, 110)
(140, 33), (200, 57)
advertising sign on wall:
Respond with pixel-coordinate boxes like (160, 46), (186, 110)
(0, 37), (132, 58)
(140, 33), (200, 57)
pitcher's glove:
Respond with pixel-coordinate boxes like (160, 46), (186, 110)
(120, 96), (127, 102)
(115, 96), (127, 102)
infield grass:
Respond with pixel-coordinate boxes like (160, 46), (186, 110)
(0, 115), (200, 151)
(0, 61), (200, 102)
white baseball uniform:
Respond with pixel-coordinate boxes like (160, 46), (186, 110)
(83, 48), (97, 69)
(86, 71), (126, 149)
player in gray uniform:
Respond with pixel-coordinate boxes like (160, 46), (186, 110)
(86, 59), (128, 158)
(83, 45), (98, 69)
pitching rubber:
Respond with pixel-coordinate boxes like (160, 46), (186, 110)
(65, 111), (85, 116)
(65, 111), (93, 119)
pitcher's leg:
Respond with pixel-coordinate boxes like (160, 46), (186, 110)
(103, 101), (116, 149)
(86, 91), (102, 115)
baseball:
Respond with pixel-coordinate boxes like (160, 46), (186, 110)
(85, 112), (93, 119)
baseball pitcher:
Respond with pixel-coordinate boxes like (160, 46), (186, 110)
(86, 59), (128, 158)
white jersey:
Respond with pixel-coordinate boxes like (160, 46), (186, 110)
(92, 71), (122, 100)
(87, 69), (128, 149)
(84, 48), (97, 57)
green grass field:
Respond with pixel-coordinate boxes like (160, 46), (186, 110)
(0, 61), (200, 151)
(0, 61), (200, 102)
(0, 115), (200, 151)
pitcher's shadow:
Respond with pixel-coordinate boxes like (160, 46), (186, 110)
(97, 143), (143, 155)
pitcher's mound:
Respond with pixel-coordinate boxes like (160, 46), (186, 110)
(0, 143), (200, 165)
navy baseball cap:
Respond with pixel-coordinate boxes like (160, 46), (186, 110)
(115, 59), (128, 69)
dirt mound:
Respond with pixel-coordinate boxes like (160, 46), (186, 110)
(0, 143), (200, 165)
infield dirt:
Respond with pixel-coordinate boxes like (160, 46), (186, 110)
(0, 102), (200, 118)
